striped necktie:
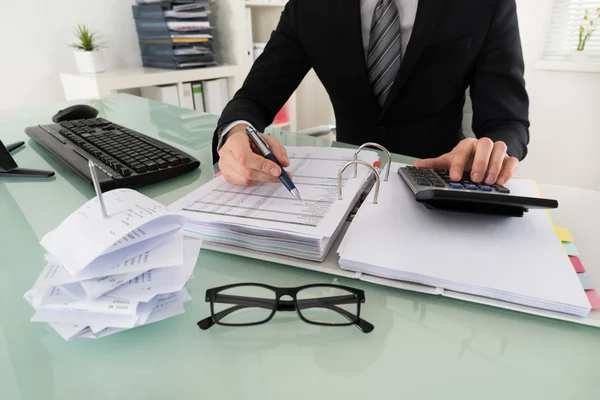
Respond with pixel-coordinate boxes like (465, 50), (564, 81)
(367, 0), (402, 107)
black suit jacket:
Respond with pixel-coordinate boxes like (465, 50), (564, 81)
(213, 0), (530, 162)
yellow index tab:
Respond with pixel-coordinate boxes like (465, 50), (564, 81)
(532, 181), (555, 226)
(554, 226), (574, 243)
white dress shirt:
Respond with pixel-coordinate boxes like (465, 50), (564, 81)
(218, 0), (420, 149)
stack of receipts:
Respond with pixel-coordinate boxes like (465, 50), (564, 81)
(24, 189), (202, 340)
(171, 147), (378, 261)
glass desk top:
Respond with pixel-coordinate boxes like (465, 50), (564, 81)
(1, 94), (599, 400)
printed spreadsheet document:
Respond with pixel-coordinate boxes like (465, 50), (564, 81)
(171, 147), (379, 237)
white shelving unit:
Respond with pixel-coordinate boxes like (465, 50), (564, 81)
(59, 0), (304, 131)
(244, 1), (287, 7)
(60, 65), (243, 101)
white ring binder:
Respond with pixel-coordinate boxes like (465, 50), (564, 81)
(353, 142), (392, 181)
(338, 160), (381, 204)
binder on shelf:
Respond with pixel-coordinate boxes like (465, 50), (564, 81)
(192, 82), (206, 112)
(141, 85), (180, 107)
(202, 79), (229, 116)
(245, 7), (254, 65)
(180, 83), (195, 110)
(170, 142), (600, 328)
(272, 105), (289, 126)
(132, 1), (217, 69)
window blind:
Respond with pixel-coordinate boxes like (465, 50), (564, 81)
(542, 0), (600, 60)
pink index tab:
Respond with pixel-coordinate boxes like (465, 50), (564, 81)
(586, 290), (600, 310)
(569, 256), (585, 273)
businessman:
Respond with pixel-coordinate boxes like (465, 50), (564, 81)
(213, 0), (529, 187)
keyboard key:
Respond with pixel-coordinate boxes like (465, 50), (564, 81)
(479, 185), (493, 192)
(464, 184), (478, 190)
(133, 164), (148, 173)
(121, 168), (132, 177)
(167, 157), (182, 166)
(433, 182), (446, 187)
(145, 161), (159, 171)
(179, 156), (191, 164)
(449, 182), (464, 189)
(156, 159), (168, 169)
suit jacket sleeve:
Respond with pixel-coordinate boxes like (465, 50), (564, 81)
(470, 0), (530, 160)
(212, 0), (311, 162)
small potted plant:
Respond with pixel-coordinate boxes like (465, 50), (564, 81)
(572, 7), (600, 62)
(70, 24), (106, 73)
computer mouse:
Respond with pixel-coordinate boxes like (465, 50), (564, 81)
(52, 104), (99, 123)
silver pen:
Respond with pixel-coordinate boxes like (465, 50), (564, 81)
(246, 126), (301, 200)
(88, 160), (109, 218)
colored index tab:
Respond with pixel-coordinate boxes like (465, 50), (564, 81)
(569, 256), (585, 273)
(554, 226), (574, 243)
(563, 242), (580, 256)
(578, 273), (594, 291)
(586, 290), (600, 309)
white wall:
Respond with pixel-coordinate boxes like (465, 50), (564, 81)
(0, 0), (141, 110)
(515, 0), (600, 190)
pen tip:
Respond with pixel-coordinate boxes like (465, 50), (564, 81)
(291, 189), (302, 200)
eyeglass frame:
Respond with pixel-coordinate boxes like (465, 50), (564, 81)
(197, 283), (374, 333)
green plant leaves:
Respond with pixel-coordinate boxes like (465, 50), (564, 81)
(69, 24), (106, 51)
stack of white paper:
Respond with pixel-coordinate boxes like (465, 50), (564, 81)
(24, 189), (202, 340)
(338, 163), (591, 317)
(171, 147), (379, 261)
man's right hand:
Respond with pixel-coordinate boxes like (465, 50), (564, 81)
(217, 124), (291, 186)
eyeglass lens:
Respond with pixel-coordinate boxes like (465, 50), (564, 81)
(213, 285), (276, 325)
(296, 286), (358, 325)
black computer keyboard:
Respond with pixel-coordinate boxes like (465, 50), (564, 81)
(25, 118), (200, 191)
(398, 166), (558, 217)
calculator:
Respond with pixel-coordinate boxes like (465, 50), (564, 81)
(398, 166), (558, 217)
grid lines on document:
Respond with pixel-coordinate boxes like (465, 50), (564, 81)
(182, 153), (354, 227)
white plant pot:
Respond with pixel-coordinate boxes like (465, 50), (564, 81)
(74, 50), (106, 73)
(570, 50), (588, 63)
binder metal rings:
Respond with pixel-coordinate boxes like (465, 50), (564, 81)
(338, 160), (381, 204)
(353, 142), (392, 181)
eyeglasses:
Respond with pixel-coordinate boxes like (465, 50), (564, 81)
(197, 283), (374, 333)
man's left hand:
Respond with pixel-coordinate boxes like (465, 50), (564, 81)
(413, 138), (518, 185)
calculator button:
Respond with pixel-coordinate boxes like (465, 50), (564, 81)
(449, 183), (463, 189)
(464, 184), (478, 190)
(493, 185), (510, 194)
(479, 185), (493, 192)
(415, 179), (431, 186)
(433, 182), (445, 187)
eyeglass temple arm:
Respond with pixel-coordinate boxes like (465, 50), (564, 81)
(198, 295), (374, 333)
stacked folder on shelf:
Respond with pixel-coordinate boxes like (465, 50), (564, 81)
(171, 147), (378, 261)
(132, 0), (217, 69)
(23, 189), (201, 340)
